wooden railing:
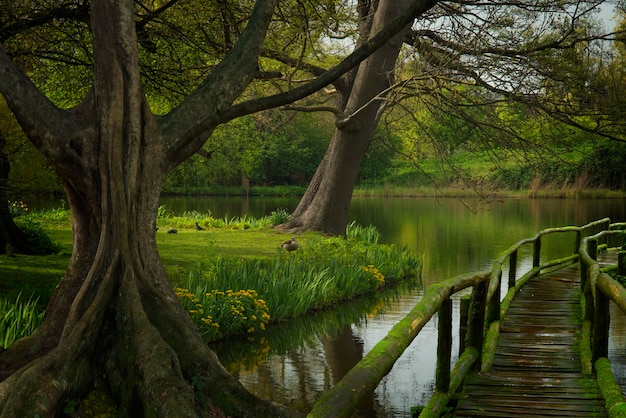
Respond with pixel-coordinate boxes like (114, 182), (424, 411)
(578, 221), (626, 415)
(307, 218), (625, 418)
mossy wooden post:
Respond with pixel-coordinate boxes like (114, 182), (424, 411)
(533, 236), (541, 268)
(466, 281), (487, 370)
(459, 296), (470, 356)
(436, 298), (452, 393)
(600, 218), (610, 245)
(580, 258), (588, 290)
(587, 238), (609, 362)
(619, 251), (626, 276)
(592, 288), (610, 362)
(486, 271), (501, 326)
(508, 250), (517, 289)
(588, 238), (598, 264)
(584, 238), (598, 344)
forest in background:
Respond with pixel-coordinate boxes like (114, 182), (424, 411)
(4, 95), (626, 198)
(2, 3), (626, 200)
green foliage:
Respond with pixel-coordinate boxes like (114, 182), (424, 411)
(157, 206), (280, 231)
(21, 203), (71, 227)
(163, 112), (331, 191)
(410, 406), (424, 417)
(346, 220), (380, 243)
(8, 200), (29, 217)
(9, 202), (68, 259)
(7, 209), (421, 343)
(175, 284), (270, 341)
(0, 292), (44, 349)
(177, 232), (421, 331)
(489, 165), (536, 190)
(357, 127), (398, 181)
(579, 140), (626, 189)
(269, 208), (291, 225)
(13, 218), (62, 255)
(157, 205), (172, 219)
(159, 221), (420, 342)
(249, 185), (306, 197)
(1, 107), (62, 195)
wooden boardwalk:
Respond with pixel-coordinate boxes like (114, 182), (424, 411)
(452, 258), (612, 417)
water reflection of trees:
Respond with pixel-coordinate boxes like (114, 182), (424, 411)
(609, 302), (626, 393)
(211, 280), (420, 415)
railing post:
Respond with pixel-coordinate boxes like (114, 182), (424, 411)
(459, 296), (470, 357)
(588, 238), (598, 262)
(574, 230), (582, 255)
(533, 236), (541, 268)
(580, 239), (598, 298)
(436, 299), (452, 393)
(619, 251), (626, 277)
(508, 250), (517, 289)
(466, 281), (487, 370)
(601, 219), (610, 245)
(486, 272), (501, 326)
(592, 282), (609, 362)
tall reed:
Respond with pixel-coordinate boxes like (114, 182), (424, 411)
(1, 293), (44, 349)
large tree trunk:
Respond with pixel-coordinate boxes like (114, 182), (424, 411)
(280, 0), (417, 236)
(0, 1), (294, 416)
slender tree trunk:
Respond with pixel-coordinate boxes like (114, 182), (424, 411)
(280, 0), (416, 236)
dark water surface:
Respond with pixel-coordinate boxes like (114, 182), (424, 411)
(157, 195), (626, 417)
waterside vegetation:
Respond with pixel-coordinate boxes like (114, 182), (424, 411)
(0, 207), (421, 348)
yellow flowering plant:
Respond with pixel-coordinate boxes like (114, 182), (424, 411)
(362, 265), (385, 290)
(175, 287), (270, 341)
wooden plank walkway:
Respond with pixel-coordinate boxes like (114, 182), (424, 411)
(451, 256), (614, 417)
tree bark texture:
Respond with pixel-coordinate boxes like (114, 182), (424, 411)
(0, 0), (295, 416)
(281, 0), (428, 236)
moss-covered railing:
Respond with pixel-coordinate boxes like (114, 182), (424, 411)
(578, 221), (626, 417)
(307, 218), (623, 418)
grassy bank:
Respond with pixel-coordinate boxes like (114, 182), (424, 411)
(160, 182), (626, 200)
(0, 209), (421, 347)
(352, 183), (626, 199)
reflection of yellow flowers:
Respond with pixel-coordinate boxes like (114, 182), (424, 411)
(362, 265), (385, 287)
(224, 336), (271, 374)
(367, 300), (385, 318)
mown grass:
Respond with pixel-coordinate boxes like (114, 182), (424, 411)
(0, 208), (421, 346)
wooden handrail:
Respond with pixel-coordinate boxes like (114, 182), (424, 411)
(578, 222), (626, 415)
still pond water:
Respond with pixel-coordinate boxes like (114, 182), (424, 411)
(161, 195), (626, 417)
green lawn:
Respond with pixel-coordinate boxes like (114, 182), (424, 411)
(0, 225), (317, 300)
